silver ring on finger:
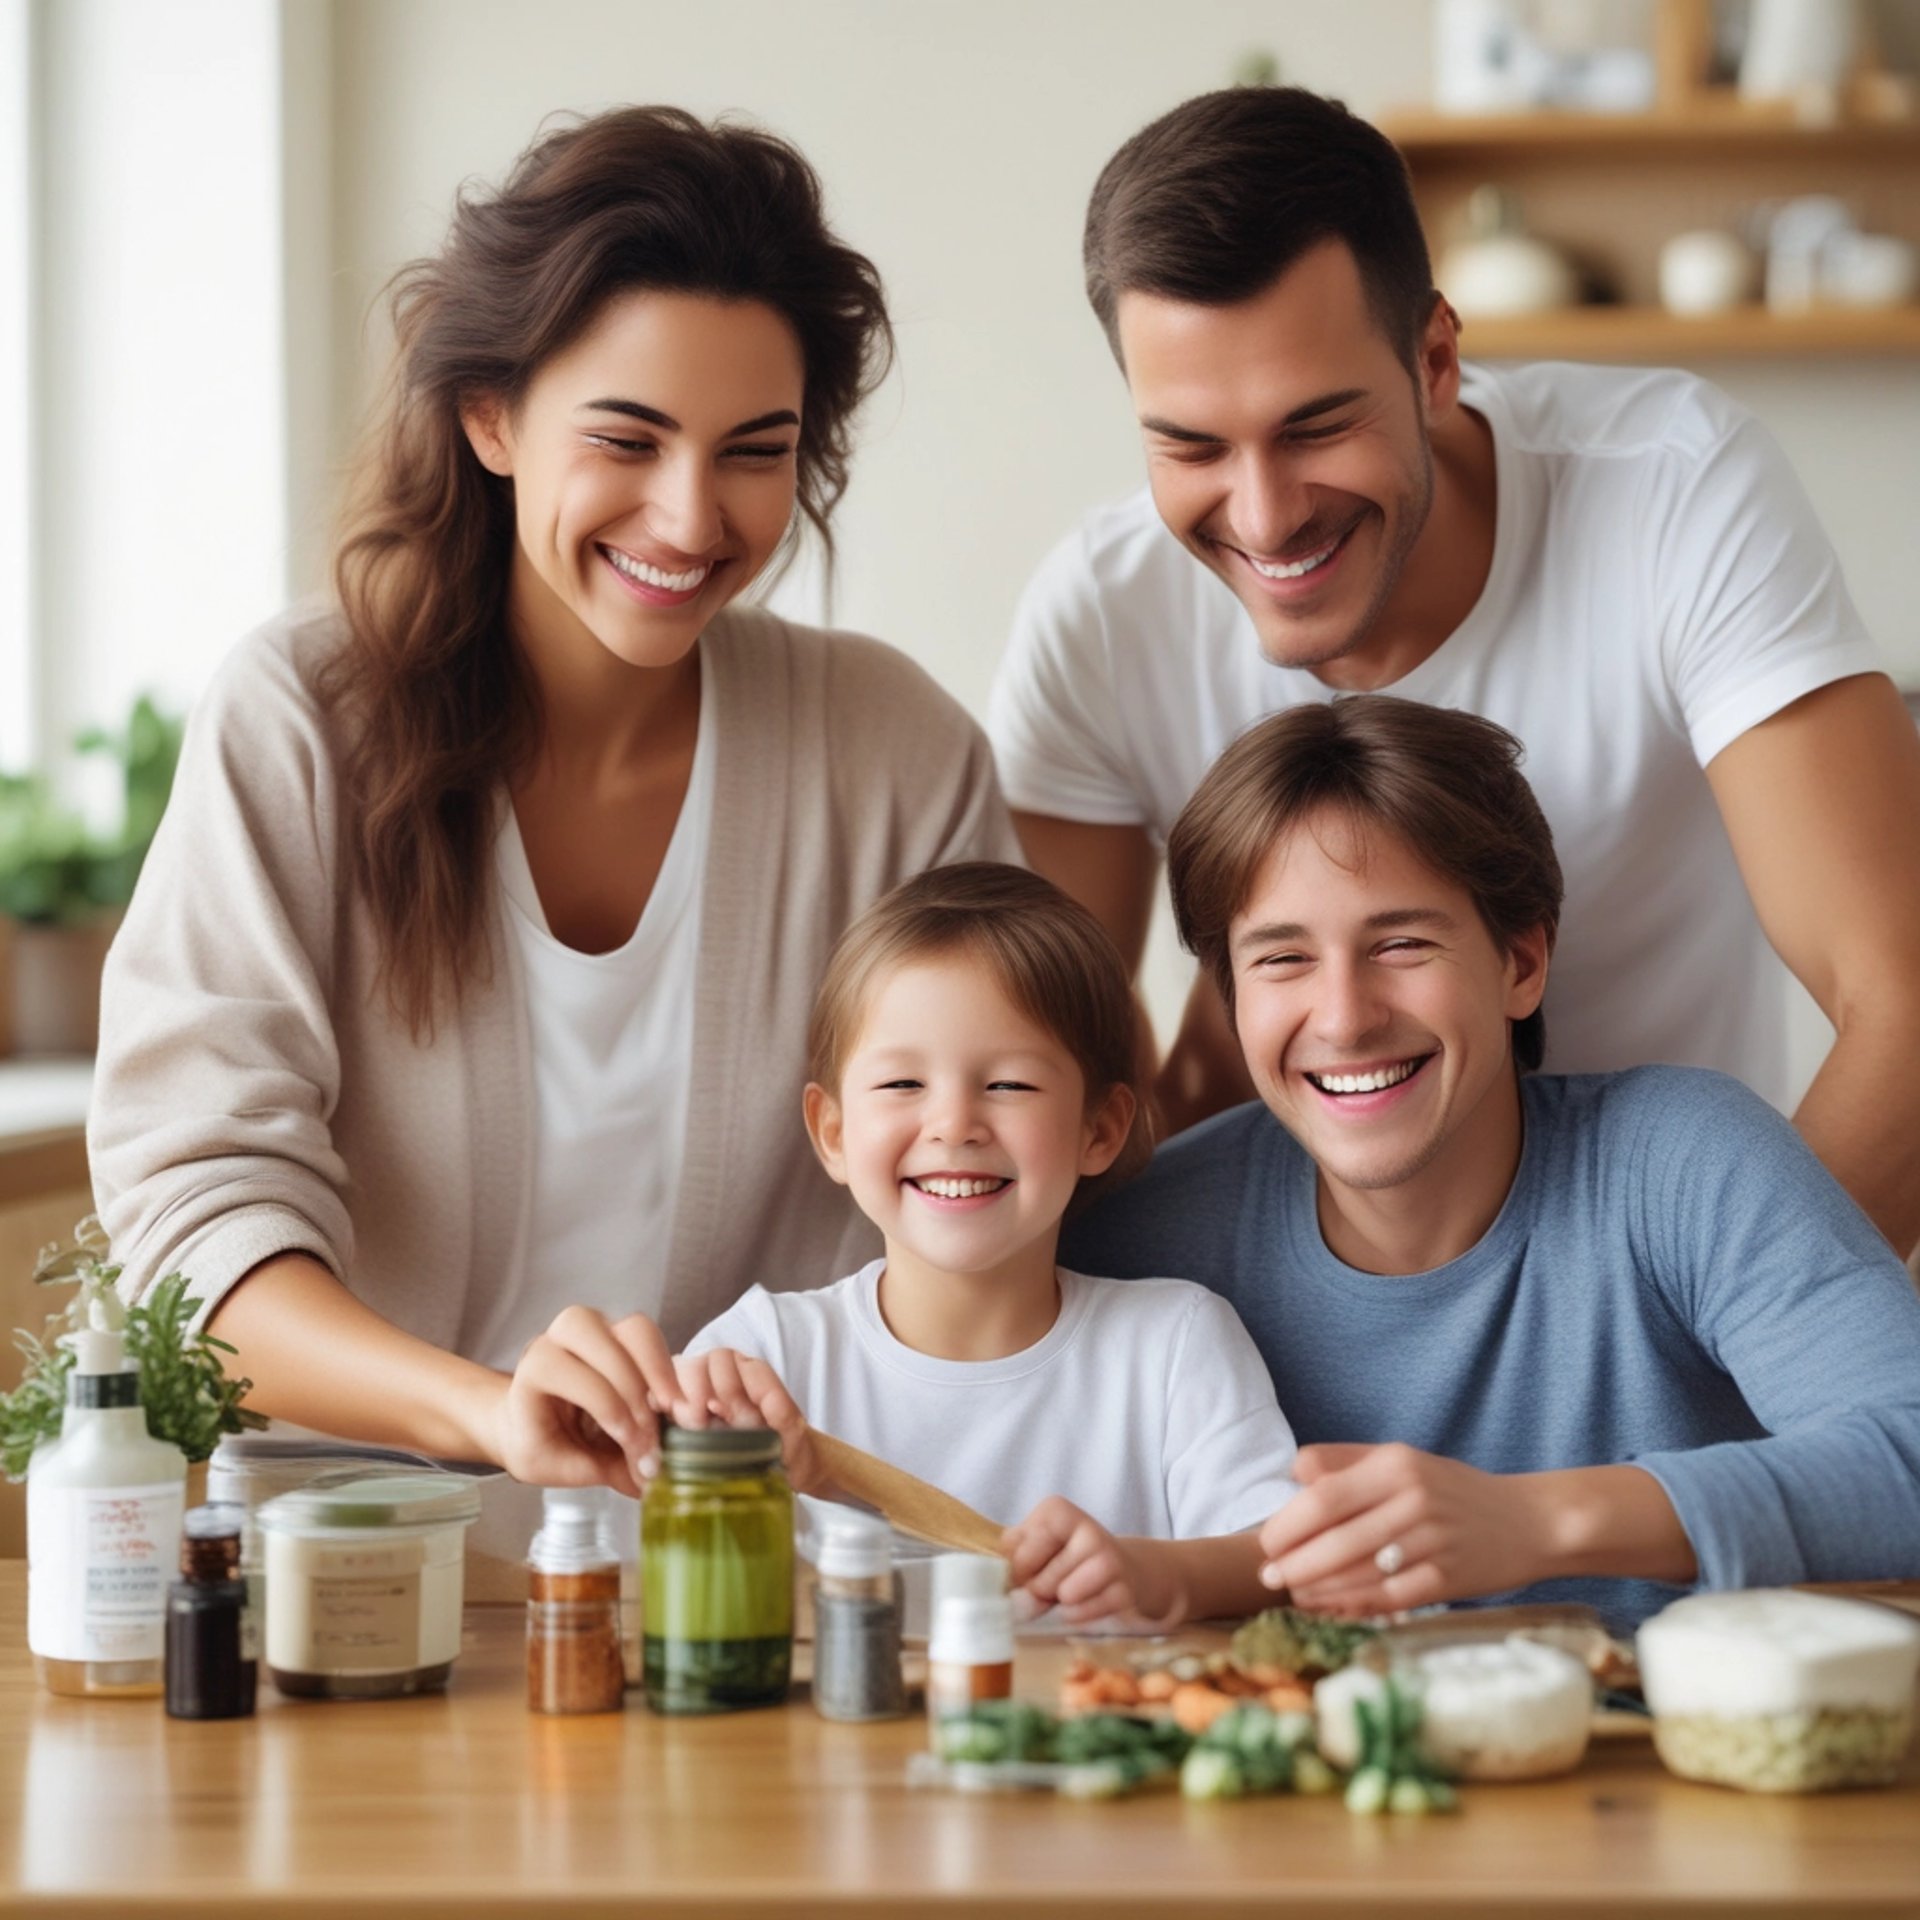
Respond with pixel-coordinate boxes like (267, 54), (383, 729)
(1373, 1539), (1406, 1577)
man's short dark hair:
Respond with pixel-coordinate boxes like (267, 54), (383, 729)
(1084, 87), (1435, 371)
(1167, 696), (1565, 1073)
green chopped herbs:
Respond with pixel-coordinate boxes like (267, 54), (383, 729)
(1231, 1604), (1381, 1677)
(919, 1696), (1404, 1808)
(1343, 1680), (1458, 1816)
(1178, 1703), (1318, 1799)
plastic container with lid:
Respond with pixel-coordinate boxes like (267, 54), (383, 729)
(1639, 1589), (1920, 1792)
(641, 1424), (793, 1715)
(256, 1471), (482, 1699)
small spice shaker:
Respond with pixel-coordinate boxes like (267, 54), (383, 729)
(165, 1503), (258, 1720)
(926, 1589), (1015, 1726)
(811, 1510), (907, 1722)
(527, 1487), (625, 1715)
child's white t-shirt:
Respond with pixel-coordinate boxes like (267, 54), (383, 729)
(683, 1260), (1298, 1541)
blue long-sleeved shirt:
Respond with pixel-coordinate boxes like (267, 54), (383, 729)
(1064, 1067), (1920, 1628)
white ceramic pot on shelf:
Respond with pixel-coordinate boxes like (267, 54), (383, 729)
(1659, 231), (1759, 316)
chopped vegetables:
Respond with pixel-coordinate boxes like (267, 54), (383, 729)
(1178, 1703), (1318, 1799)
(919, 1700), (1191, 1797)
(1338, 1680), (1458, 1815)
(930, 1699), (1056, 1765)
(1231, 1605), (1380, 1679)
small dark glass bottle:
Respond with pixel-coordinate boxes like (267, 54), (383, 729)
(165, 1503), (258, 1720)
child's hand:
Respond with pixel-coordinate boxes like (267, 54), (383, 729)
(1002, 1496), (1177, 1628)
(668, 1347), (827, 1495)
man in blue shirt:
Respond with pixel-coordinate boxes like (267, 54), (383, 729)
(1065, 695), (1920, 1628)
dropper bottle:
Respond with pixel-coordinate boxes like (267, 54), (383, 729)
(26, 1289), (188, 1697)
(165, 1503), (258, 1719)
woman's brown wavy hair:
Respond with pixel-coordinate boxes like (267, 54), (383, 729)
(323, 106), (893, 1034)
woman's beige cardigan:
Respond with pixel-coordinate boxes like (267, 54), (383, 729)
(88, 603), (1020, 1352)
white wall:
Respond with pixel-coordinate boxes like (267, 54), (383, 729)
(0, 0), (32, 771)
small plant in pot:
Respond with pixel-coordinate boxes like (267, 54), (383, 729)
(0, 1216), (266, 1486)
(0, 694), (183, 1055)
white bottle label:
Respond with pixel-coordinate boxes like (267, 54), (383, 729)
(28, 1481), (186, 1664)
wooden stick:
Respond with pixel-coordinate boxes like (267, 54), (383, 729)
(811, 1432), (1007, 1557)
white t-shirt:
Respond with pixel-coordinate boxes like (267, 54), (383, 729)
(989, 362), (1884, 1110)
(685, 1259), (1299, 1543)
(467, 678), (717, 1372)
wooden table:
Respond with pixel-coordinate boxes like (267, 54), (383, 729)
(2, 1566), (1917, 1918)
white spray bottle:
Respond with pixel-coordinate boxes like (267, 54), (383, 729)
(26, 1284), (187, 1696)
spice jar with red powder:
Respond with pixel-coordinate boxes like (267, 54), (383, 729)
(527, 1488), (625, 1715)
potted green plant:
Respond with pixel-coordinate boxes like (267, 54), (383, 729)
(0, 1216), (266, 1491)
(0, 694), (183, 1055)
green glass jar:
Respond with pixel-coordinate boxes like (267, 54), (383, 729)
(641, 1425), (793, 1714)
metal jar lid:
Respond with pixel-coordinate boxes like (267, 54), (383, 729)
(659, 1424), (782, 1474)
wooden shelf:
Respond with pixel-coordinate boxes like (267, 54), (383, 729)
(1458, 303), (1920, 361)
(1382, 103), (1920, 362)
(1383, 108), (1920, 161)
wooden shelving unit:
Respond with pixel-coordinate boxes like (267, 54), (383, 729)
(1381, 107), (1920, 362)
(1457, 303), (1920, 361)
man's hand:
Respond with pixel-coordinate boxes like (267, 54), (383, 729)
(1255, 1443), (1553, 1615)
(1003, 1495), (1179, 1627)
(498, 1305), (683, 1499)
(668, 1347), (827, 1495)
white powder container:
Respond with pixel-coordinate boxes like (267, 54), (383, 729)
(257, 1472), (481, 1699)
(1639, 1590), (1920, 1792)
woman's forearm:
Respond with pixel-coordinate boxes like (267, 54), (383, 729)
(207, 1253), (509, 1463)
(1136, 1531), (1269, 1626)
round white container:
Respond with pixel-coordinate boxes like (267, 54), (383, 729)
(257, 1472), (481, 1699)
(1659, 232), (1758, 316)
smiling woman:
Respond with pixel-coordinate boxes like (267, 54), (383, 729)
(85, 107), (1017, 1502)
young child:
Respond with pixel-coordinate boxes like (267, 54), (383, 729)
(669, 862), (1298, 1628)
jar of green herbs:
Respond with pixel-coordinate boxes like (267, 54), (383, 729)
(641, 1425), (792, 1714)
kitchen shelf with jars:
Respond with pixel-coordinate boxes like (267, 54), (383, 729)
(1390, 1), (1920, 361)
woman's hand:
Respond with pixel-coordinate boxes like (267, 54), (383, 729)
(1003, 1496), (1179, 1628)
(496, 1306), (683, 1499)
(1254, 1442), (1552, 1615)
(669, 1347), (827, 1495)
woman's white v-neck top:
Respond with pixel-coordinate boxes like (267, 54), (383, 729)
(473, 677), (718, 1370)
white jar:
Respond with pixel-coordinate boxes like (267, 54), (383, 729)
(1659, 231), (1758, 316)
(257, 1472), (481, 1699)
(1639, 1590), (1920, 1792)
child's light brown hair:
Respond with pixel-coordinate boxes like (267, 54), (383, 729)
(807, 862), (1153, 1199)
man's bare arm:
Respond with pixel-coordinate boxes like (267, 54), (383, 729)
(1706, 673), (1920, 1252)
(1009, 811), (1159, 967)
(1160, 970), (1258, 1136)
(1011, 810), (1254, 1135)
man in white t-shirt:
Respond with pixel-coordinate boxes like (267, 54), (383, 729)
(988, 86), (1920, 1250)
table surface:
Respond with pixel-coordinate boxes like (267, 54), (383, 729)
(2, 1565), (1918, 1919)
